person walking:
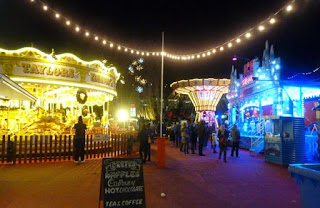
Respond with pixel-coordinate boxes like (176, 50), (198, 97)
(169, 125), (175, 147)
(138, 124), (148, 163)
(181, 122), (191, 154)
(190, 122), (198, 154)
(218, 125), (229, 162)
(212, 130), (218, 153)
(231, 124), (240, 158)
(174, 122), (181, 148)
(73, 116), (87, 163)
(198, 120), (206, 156)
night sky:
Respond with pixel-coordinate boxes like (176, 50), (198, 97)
(1, 0), (320, 86)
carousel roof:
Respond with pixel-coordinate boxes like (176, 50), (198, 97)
(0, 73), (37, 101)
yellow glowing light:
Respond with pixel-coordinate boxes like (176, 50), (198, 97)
(161, 52), (166, 56)
(286, 5), (293, 12)
(131, 50), (134, 54)
(141, 52), (145, 55)
(136, 51), (140, 55)
(11, 77), (117, 96)
(258, 25), (265, 31)
(117, 109), (129, 122)
(103, 40), (106, 45)
(85, 32), (90, 37)
(66, 21), (70, 26)
(43, 5), (48, 11)
(0, 47), (120, 80)
(75, 27), (80, 32)
(95, 36), (99, 41)
(207, 51), (211, 56)
(245, 33), (251, 38)
(270, 18), (276, 24)
(156, 53), (159, 56)
(30, 0), (34, 2)
(236, 38), (241, 43)
(202, 53), (206, 57)
(220, 46), (224, 51)
(197, 54), (200, 59)
(110, 43), (114, 47)
(152, 52), (155, 56)
(55, 13), (60, 18)
(124, 48), (128, 52)
(212, 49), (216, 53)
(228, 43), (232, 48)
(191, 55), (195, 59)
(117, 46), (121, 50)
(146, 52), (149, 56)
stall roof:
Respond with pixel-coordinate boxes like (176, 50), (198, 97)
(0, 74), (37, 101)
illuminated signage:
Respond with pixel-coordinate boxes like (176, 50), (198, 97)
(241, 75), (253, 86)
(90, 73), (113, 87)
(21, 62), (75, 78)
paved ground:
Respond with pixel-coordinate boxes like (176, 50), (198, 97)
(0, 141), (300, 208)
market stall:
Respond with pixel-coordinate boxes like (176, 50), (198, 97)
(227, 41), (320, 163)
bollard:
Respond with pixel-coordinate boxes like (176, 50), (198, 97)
(157, 137), (166, 168)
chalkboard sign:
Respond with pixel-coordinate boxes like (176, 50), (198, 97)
(100, 158), (146, 208)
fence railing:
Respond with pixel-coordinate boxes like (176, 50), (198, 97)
(0, 133), (139, 164)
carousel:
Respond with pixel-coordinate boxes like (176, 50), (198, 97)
(170, 78), (230, 127)
(0, 47), (120, 135)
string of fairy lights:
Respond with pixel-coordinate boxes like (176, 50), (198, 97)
(27, 0), (296, 62)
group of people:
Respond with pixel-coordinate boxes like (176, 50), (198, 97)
(167, 120), (241, 162)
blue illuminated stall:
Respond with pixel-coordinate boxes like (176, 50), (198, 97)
(227, 41), (320, 164)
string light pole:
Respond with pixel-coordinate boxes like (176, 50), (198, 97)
(160, 32), (164, 137)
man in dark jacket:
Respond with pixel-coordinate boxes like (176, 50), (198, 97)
(73, 116), (87, 163)
(231, 124), (240, 158)
(198, 120), (206, 156)
(138, 124), (148, 163)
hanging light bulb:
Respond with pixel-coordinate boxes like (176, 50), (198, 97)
(131, 50), (134, 54)
(220, 46), (224, 51)
(245, 33), (251, 38)
(55, 13), (60, 18)
(117, 46), (121, 50)
(228, 43), (232, 48)
(125, 48), (128, 52)
(197, 54), (200, 59)
(258, 26), (265, 31)
(207, 51), (211, 56)
(212, 49), (216, 53)
(66, 20), (70, 26)
(286, 5), (293, 12)
(146, 52), (150, 56)
(85, 32), (90, 37)
(191, 55), (195, 59)
(103, 40), (106, 45)
(95, 36), (99, 41)
(43, 5), (48, 11)
(270, 18), (276, 24)
(152, 52), (155, 56)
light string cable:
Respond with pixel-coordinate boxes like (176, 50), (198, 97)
(287, 66), (320, 80)
(27, 0), (296, 61)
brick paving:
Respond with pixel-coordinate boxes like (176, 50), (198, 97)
(0, 141), (300, 208)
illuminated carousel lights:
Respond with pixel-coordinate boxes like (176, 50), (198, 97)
(27, 0), (296, 61)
